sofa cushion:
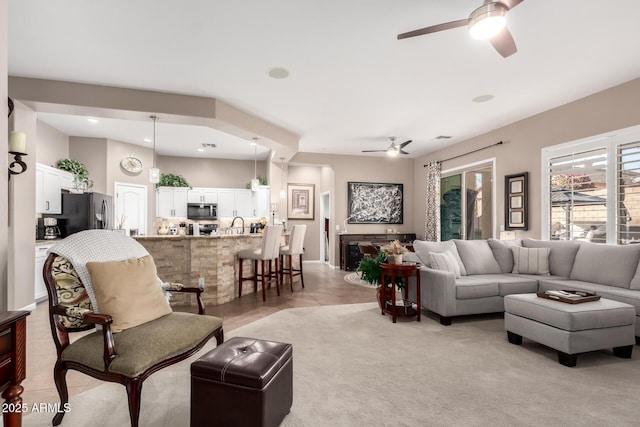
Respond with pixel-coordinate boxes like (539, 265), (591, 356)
(522, 239), (580, 277)
(413, 240), (467, 276)
(511, 247), (550, 275)
(487, 238), (522, 273)
(454, 240), (502, 275)
(429, 251), (461, 278)
(86, 255), (172, 333)
(455, 277), (499, 299)
(597, 287), (640, 314)
(570, 242), (640, 288)
(471, 274), (539, 296)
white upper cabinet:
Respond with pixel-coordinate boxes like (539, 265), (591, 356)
(35, 163), (72, 214)
(188, 188), (218, 204)
(217, 188), (266, 218)
(253, 186), (271, 218)
(156, 187), (188, 217)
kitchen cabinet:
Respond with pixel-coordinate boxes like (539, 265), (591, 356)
(188, 188), (218, 204)
(253, 186), (271, 218)
(218, 189), (255, 217)
(35, 163), (72, 214)
(156, 187), (188, 217)
(35, 243), (54, 302)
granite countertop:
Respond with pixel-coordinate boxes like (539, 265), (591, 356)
(134, 234), (263, 240)
(36, 240), (60, 245)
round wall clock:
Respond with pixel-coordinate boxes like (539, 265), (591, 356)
(121, 156), (143, 173)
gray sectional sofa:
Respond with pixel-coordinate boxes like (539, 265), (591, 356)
(405, 238), (640, 343)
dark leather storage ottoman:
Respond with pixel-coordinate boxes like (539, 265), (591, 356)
(191, 336), (293, 427)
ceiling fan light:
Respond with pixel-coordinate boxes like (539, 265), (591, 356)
(387, 145), (400, 157)
(469, 3), (508, 40)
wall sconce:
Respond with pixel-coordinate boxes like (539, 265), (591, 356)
(8, 131), (28, 179)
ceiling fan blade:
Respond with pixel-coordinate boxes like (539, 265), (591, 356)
(399, 140), (412, 149)
(490, 27), (517, 58)
(397, 19), (467, 40)
(399, 150), (410, 155)
(362, 149), (388, 153)
(499, 0), (525, 10)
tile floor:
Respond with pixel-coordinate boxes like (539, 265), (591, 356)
(22, 263), (375, 408)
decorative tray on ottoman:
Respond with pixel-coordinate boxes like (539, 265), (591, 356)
(536, 290), (601, 304)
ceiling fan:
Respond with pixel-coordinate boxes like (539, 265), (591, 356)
(362, 137), (412, 157)
(397, 0), (525, 58)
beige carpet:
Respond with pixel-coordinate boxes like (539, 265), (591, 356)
(24, 303), (640, 426)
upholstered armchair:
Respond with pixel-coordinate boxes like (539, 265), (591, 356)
(42, 230), (224, 427)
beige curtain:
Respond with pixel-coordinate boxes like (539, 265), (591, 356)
(424, 161), (441, 241)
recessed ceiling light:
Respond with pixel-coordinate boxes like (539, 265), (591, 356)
(87, 118), (98, 123)
(267, 67), (290, 79)
(197, 147), (205, 152)
(144, 138), (152, 143)
(472, 94), (494, 103)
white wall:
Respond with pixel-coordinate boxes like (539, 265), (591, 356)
(36, 119), (69, 166)
(1, 2), (9, 310)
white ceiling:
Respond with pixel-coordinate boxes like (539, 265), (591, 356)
(8, 0), (640, 159)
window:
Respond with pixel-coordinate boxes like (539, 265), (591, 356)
(617, 142), (640, 244)
(441, 161), (494, 241)
(548, 148), (607, 242)
(542, 124), (640, 244)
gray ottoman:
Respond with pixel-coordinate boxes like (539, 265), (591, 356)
(504, 293), (635, 367)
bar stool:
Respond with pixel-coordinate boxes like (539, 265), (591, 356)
(279, 224), (306, 291)
(238, 225), (284, 301)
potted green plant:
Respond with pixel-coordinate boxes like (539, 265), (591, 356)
(357, 250), (405, 310)
(157, 173), (192, 188)
(244, 176), (267, 189)
(56, 158), (93, 191)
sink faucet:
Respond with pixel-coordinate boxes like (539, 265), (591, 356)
(231, 216), (245, 234)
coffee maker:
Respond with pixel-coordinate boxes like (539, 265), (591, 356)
(39, 217), (61, 240)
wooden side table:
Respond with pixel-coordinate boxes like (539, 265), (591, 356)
(380, 263), (421, 323)
(0, 311), (29, 427)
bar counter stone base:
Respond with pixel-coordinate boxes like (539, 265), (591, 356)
(135, 235), (263, 306)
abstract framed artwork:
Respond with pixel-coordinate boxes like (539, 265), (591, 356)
(505, 172), (528, 231)
(347, 182), (403, 224)
(287, 183), (315, 220)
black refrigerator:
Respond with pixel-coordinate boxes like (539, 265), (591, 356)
(45, 192), (113, 237)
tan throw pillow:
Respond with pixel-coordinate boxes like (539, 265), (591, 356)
(86, 255), (172, 333)
(511, 246), (550, 275)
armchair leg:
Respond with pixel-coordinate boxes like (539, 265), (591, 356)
(52, 362), (68, 426)
(126, 378), (143, 427)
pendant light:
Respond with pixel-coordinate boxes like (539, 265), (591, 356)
(279, 157), (286, 199)
(149, 115), (160, 184)
(250, 137), (259, 191)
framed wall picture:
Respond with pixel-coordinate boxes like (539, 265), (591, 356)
(505, 172), (528, 230)
(287, 183), (315, 220)
(347, 182), (403, 224)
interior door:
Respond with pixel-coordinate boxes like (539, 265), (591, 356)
(115, 182), (148, 235)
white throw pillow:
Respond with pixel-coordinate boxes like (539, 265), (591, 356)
(428, 251), (461, 278)
(511, 246), (550, 275)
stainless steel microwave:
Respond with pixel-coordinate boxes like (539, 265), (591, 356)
(187, 203), (217, 220)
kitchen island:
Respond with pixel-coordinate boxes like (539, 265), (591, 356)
(134, 234), (263, 306)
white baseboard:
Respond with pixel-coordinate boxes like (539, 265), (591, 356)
(19, 302), (37, 312)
